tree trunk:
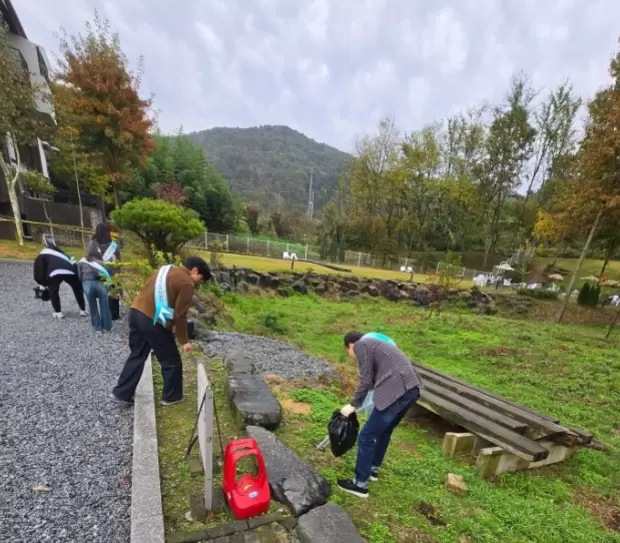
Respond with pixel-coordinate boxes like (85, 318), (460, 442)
(0, 144), (24, 246)
(605, 304), (620, 340)
(599, 238), (617, 278)
(556, 209), (603, 323)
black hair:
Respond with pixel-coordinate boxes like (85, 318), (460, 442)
(93, 223), (111, 245)
(183, 256), (211, 282)
(344, 331), (364, 347)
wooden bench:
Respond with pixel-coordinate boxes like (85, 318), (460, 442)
(409, 362), (595, 477)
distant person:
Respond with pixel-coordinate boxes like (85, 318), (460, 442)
(110, 256), (211, 406)
(78, 244), (113, 336)
(88, 223), (122, 320)
(33, 235), (87, 319)
(337, 331), (423, 498)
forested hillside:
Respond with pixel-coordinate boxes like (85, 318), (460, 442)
(187, 125), (352, 213)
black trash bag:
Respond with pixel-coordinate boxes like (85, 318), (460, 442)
(34, 286), (50, 302)
(328, 409), (359, 457)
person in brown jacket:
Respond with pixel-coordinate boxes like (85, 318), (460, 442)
(110, 256), (211, 406)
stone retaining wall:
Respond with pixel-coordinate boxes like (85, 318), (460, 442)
(210, 266), (506, 314)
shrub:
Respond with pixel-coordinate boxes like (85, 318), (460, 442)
(517, 288), (559, 301)
(111, 198), (204, 265)
(578, 282), (600, 307)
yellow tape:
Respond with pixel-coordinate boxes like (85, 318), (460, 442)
(0, 217), (93, 234)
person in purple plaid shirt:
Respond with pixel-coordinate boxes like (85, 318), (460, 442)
(337, 331), (422, 498)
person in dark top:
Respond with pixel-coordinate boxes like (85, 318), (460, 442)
(337, 331), (423, 498)
(110, 256), (211, 407)
(87, 223), (122, 320)
(33, 235), (87, 319)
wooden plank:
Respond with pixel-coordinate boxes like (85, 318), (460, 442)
(418, 390), (549, 462)
(412, 361), (560, 423)
(416, 368), (573, 440)
(422, 382), (528, 434)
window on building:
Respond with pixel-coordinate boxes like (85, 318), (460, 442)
(36, 46), (50, 84)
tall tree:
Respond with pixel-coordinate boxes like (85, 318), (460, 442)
(46, 82), (108, 196)
(125, 132), (236, 232)
(0, 23), (52, 245)
(56, 12), (154, 207)
(556, 41), (620, 323)
(515, 82), (581, 245)
(480, 74), (536, 267)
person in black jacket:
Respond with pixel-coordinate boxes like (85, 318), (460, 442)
(33, 235), (87, 319)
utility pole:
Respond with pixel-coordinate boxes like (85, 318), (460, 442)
(307, 168), (314, 220)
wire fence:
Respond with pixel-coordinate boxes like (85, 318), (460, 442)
(2, 216), (529, 280)
(185, 232), (519, 279)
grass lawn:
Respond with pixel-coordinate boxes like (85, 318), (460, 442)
(538, 257), (620, 283)
(153, 354), (287, 537)
(209, 291), (620, 543)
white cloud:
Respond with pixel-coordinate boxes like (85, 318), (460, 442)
(14, 0), (620, 152)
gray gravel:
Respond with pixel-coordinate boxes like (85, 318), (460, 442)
(201, 331), (335, 380)
(0, 261), (133, 543)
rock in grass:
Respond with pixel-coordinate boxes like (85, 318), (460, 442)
(297, 503), (364, 543)
(246, 426), (331, 516)
(228, 375), (282, 430)
(445, 473), (468, 495)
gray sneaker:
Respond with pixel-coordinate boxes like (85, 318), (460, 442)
(109, 392), (134, 406)
(160, 395), (185, 406)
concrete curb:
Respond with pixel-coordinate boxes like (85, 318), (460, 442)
(131, 354), (165, 543)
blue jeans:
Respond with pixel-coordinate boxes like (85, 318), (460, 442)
(354, 387), (420, 487)
(83, 280), (112, 332)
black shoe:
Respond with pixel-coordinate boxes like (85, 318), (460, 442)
(337, 479), (369, 498)
(160, 395), (185, 406)
(109, 392), (134, 406)
(369, 470), (379, 482)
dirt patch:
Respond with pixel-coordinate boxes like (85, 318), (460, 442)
(575, 491), (620, 532)
(480, 345), (529, 357)
(415, 502), (446, 527)
(390, 523), (435, 542)
(280, 398), (312, 415)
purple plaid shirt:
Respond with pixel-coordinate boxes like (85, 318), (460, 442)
(351, 338), (422, 411)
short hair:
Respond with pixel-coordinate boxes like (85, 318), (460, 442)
(183, 256), (211, 282)
(344, 331), (364, 347)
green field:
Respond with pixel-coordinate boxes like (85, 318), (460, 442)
(206, 291), (620, 543)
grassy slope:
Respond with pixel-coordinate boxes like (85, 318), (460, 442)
(216, 292), (620, 543)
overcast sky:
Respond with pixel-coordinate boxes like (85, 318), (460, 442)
(16, 0), (620, 153)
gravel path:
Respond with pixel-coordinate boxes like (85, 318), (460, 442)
(201, 331), (335, 380)
(0, 261), (133, 543)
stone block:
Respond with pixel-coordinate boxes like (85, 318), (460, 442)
(444, 473), (468, 496)
(228, 375), (282, 430)
(297, 503), (364, 543)
(246, 426), (331, 516)
(225, 349), (255, 374)
(189, 492), (207, 522)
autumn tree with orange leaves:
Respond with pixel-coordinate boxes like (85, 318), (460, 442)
(554, 41), (620, 323)
(55, 12), (154, 207)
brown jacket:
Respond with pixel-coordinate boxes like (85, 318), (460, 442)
(132, 266), (195, 344)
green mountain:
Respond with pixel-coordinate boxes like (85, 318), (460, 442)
(186, 125), (352, 214)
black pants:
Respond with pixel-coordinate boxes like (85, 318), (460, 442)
(113, 309), (183, 402)
(108, 296), (120, 320)
(48, 274), (85, 313)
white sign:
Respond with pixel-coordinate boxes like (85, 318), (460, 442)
(197, 362), (214, 510)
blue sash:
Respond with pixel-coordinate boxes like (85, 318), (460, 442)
(41, 248), (75, 266)
(102, 241), (117, 262)
(359, 332), (398, 415)
(153, 265), (174, 326)
(79, 258), (111, 281)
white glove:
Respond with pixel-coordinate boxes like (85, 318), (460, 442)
(340, 404), (356, 417)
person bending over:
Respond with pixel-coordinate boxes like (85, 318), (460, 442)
(33, 235), (87, 319)
(337, 331), (423, 498)
(110, 256), (211, 406)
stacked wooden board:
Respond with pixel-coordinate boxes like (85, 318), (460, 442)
(412, 362), (593, 462)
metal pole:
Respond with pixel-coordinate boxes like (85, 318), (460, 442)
(71, 135), (86, 249)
